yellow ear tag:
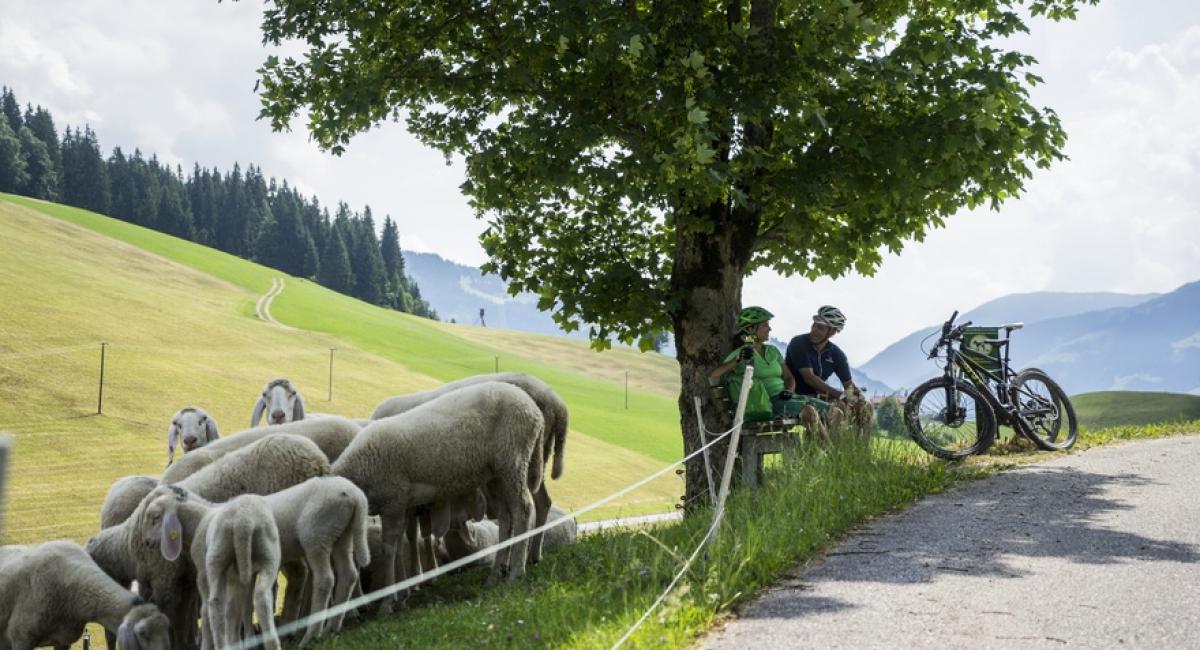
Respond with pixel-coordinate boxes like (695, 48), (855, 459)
(169, 530), (179, 541)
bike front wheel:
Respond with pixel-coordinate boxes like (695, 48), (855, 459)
(1011, 368), (1078, 450)
(904, 377), (997, 459)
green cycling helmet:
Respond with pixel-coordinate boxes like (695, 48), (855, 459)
(737, 306), (774, 329)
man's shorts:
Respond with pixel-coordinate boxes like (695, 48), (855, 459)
(771, 394), (832, 418)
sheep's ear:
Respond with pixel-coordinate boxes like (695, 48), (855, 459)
(160, 510), (183, 561)
(293, 392), (306, 421)
(251, 397), (266, 428)
(205, 416), (220, 442)
(117, 618), (143, 650)
(167, 424), (178, 453)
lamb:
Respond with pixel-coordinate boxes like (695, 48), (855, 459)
(94, 474), (159, 650)
(0, 540), (170, 650)
(370, 372), (569, 563)
(441, 504), (578, 569)
(162, 415), (359, 484)
(100, 475), (160, 530)
(334, 381), (544, 614)
(166, 407), (221, 467)
(260, 476), (370, 645)
(251, 377), (306, 427)
(144, 487), (282, 650)
(88, 433), (330, 649)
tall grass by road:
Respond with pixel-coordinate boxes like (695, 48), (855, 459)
(318, 418), (1200, 648)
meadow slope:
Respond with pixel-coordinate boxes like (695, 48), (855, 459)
(0, 194), (684, 544)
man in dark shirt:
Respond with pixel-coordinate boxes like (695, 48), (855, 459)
(785, 305), (861, 401)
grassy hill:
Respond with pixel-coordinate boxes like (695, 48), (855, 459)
(1072, 391), (1200, 430)
(0, 193), (686, 545)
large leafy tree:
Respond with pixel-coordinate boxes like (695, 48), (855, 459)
(249, 0), (1093, 505)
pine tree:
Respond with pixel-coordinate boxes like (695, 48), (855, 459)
(0, 118), (28, 193)
(0, 87), (21, 134)
(106, 147), (136, 221)
(24, 105), (62, 200)
(156, 165), (193, 239)
(318, 226), (354, 294)
(347, 207), (386, 305)
(60, 124), (110, 211)
(17, 126), (56, 199)
(61, 126), (110, 214)
(379, 215), (411, 310)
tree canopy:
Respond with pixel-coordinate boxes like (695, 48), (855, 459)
(248, 0), (1095, 504)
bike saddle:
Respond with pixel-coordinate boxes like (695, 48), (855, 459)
(1002, 322), (1024, 330)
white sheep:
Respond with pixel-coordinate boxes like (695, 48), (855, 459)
(145, 487), (282, 650)
(0, 540), (170, 650)
(441, 504), (578, 569)
(162, 415), (360, 484)
(261, 476), (370, 645)
(334, 381), (544, 614)
(370, 372), (569, 563)
(166, 406), (221, 468)
(88, 433), (330, 649)
(251, 377), (306, 427)
(93, 474), (159, 650)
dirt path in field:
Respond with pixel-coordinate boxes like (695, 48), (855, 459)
(701, 435), (1200, 649)
(254, 278), (294, 330)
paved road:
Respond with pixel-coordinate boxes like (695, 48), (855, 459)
(701, 436), (1200, 649)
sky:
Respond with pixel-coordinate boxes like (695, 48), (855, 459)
(1, 1), (1198, 365)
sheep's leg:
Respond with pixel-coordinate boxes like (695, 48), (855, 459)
(299, 551), (335, 647)
(404, 512), (424, 580)
(528, 482), (552, 566)
(506, 486), (534, 582)
(253, 570), (282, 650)
(327, 533), (359, 635)
(376, 512), (405, 616)
(417, 508), (438, 575)
(206, 563), (228, 650)
(195, 567), (215, 650)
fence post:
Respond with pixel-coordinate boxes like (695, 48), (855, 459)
(0, 434), (10, 544)
(328, 348), (336, 401)
(494, 356), (499, 374)
(625, 371), (629, 410)
(97, 341), (108, 415)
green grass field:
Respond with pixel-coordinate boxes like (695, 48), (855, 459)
(0, 193), (687, 545)
(1072, 391), (1200, 430)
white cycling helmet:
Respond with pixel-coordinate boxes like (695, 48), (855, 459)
(813, 305), (846, 332)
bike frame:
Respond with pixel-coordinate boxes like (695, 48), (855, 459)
(938, 328), (1026, 431)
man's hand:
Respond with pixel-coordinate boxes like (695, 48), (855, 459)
(738, 345), (754, 361)
(778, 389), (794, 401)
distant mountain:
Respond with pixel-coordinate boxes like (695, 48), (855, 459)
(858, 285), (1200, 395)
(403, 251), (588, 340)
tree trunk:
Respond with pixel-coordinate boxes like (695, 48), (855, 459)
(671, 203), (755, 512)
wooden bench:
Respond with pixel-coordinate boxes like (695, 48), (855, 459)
(704, 385), (804, 488)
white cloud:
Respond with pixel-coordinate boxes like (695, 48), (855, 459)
(0, 0), (1197, 363)
(1110, 373), (1165, 390)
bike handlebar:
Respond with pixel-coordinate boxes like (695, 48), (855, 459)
(928, 314), (972, 358)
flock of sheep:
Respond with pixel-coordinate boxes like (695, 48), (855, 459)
(0, 372), (577, 650)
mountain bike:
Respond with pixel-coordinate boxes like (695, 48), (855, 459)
(904, 311), (1078, 459)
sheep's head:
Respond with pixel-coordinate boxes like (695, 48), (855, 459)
(118, 602), (171, 650)
(252, 377), (305, 426)
(168, 407), (219, 454)
(137, 485), (188, 561)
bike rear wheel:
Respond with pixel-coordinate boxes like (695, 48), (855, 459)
(904, 377), (997, 459)
(1011, 368), (1078, 450)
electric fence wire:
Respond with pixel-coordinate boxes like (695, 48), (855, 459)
(228, 417), (745, 650)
